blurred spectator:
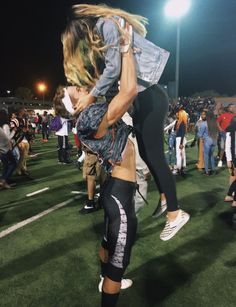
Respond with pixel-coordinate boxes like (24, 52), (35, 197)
(224, 117), (236, 207)
(164, 116), (177, 169)
(10, 108), (30, 176)
(195, 110), (207, 170)
(0, 110), (17, 188)
(80, 149), (106, 214)
(198, 111), (219, 176)
(216, 104), (236, 167)
(41, 111), (50, 142)
(173, 110), (188, 175)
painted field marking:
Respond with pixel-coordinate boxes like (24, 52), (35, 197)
(34, 149), (57, 156)
(0, 137), (195, 239)
(0, 196), (81, 239)
(71, 191), (87, 195)
(26, 187), (50, 197)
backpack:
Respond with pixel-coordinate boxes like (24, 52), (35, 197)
(50, 116), (62, 132)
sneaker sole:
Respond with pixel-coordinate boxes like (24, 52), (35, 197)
(160, 213), (190, 241)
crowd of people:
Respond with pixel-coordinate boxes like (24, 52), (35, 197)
(1, 3), (236, 307)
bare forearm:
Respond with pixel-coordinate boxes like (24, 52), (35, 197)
(107, 49), (137, 125)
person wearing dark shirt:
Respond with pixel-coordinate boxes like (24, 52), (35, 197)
(41, 111), (49, 142)
(12, 108), (30, 176)
(173, 110), (188, 175)
(225, 117), (236, 207)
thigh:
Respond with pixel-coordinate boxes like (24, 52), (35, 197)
(100, 178), (137, 256)
(133, 85), (168, 140)
(83, 152), (98, 179)
(204, 142), (210, 155)
(57, 136), (63, 148)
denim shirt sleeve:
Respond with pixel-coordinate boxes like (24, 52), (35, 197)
(198, 122), (206, 138)
(90, 18), (121, 97)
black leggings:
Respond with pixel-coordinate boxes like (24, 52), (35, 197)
(228, 180), (236, 201)
(100, 177), (137, 282)
(133, 84), (179, 212)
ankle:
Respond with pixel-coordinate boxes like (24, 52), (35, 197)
(167, 209), (180, 221)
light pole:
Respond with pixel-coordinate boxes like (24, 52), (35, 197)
(37, 82), (47, 103)
(164, 0), (191, 99)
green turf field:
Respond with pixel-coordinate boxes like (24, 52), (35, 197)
(0, 134), (235, 307)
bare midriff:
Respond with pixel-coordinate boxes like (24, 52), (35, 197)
(111, 139), (136, 183)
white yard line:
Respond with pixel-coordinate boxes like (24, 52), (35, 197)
(71, 191), (87, 195)
(26, 187), (50, 197)
(0, 137), (195, 239)
(33, 149), (57, 156)
(0, 196), (81, 239)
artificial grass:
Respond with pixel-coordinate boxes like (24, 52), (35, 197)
(0, 134), (235, 307)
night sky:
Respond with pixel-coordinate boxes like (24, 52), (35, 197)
(1, 0), (236, 99)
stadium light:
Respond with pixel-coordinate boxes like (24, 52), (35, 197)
(164, 0), (191, 99)
(165, 0), (191, 19)
(37, 82), (47, 102)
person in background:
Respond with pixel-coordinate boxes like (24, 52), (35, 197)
(79, 149), (106, 214)
(41, 111), (49, 142)
(0, 110), (17, 188)
(217, 104), (236, 167)
(12, 108), (30, 176)
(36, 112), (42, 134)
(122, 111), (150, 215)
(198, 111), (219, 176)
(224, 117), (236, 207)
(164, 116), (177, 170)
(53, 88), (72, 164)
(195, 110), (207, 170)
(173, 110), (188, 175)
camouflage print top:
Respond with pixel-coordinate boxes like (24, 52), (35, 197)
(77, 102), (133, 173)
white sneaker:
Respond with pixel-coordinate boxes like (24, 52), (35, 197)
(217, 160), (223, 167)
(160, 209), (190, 241)
(98, 275), (133, 292)
(172, 169), (178, 175)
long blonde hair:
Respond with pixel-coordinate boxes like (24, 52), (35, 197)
(62, 4), (148, 87)
(176, 110), (188, 130)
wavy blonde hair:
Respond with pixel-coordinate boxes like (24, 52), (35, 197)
(62, 4), (148, 87)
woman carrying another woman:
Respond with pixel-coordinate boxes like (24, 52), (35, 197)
(55, 26), (137, 307)
(62, 3), (189, 241)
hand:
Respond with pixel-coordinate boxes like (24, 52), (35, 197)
(227, 161), (232, 169)
(119, 21), (133, 53)
(73, 93), (95, 115)
(179, 144), (184, 150)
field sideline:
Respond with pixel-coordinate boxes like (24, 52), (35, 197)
(0, 135), (235, 307)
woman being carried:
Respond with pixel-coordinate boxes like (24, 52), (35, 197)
(62, 3), (189, 241)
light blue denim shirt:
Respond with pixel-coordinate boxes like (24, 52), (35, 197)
(90, 17), (170, 97)
(198, 121), (209, 139)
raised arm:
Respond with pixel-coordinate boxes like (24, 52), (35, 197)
(90, 18), (122, 98)
(94, 43), (137, 138)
